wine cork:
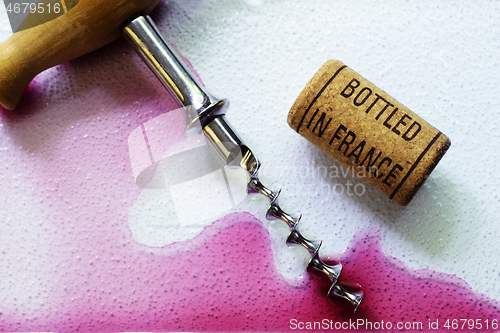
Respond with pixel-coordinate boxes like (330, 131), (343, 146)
(287, 60), (451, 206)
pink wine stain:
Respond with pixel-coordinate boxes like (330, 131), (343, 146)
(1, 211), (499, 332)
(0, 37), (499, 333)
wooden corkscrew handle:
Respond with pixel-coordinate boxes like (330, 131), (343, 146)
(0, 0), (160, 110)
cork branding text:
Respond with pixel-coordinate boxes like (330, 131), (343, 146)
(288, 60), (451, 205)
(340, 78), (422, 142)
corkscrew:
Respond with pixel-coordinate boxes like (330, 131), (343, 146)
(123, 15), (364, 311)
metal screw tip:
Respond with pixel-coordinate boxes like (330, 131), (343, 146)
(330, 283), (364, 313)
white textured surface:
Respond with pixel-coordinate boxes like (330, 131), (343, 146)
(147, 0), (500, 299)
(0, 0), (499, 320)
(0, 0), (12, 40)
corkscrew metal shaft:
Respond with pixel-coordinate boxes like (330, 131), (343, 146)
(123, 15), (363, 311)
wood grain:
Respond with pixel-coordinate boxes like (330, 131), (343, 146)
(0, 0), (160, 110)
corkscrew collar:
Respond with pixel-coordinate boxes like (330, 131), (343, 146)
(124, 15), (363, 312)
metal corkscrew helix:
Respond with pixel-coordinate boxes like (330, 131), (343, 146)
(124, 15), (363, 312)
